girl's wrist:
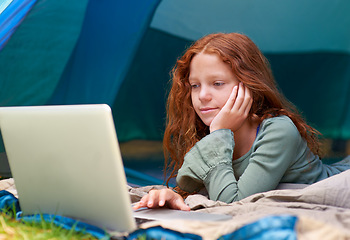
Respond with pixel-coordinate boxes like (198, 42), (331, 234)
(172, 186), (197, 199)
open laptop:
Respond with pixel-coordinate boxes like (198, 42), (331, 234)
(0, 104), (231, 234)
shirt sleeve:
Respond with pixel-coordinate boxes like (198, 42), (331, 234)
(176, 117), (303, 203)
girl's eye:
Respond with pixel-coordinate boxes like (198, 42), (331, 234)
(191, 84), (200, 89)
(214, 82), (224, 86)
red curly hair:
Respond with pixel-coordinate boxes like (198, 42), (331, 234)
(163, 33), (321, 185)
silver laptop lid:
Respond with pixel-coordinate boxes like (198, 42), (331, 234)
(0, 104), (136, 232)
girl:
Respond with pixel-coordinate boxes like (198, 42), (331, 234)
(133, 33), (350, 211)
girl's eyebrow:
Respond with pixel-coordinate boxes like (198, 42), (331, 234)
(189, 73), (227, 81)
(188, 75), (199, 82)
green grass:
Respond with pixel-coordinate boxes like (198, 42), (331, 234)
(0, 212), (99, 240)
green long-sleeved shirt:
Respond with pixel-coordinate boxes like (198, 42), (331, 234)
(176, 116), (350, 203)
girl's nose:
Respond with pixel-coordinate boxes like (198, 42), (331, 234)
(199, 86), (212, 102)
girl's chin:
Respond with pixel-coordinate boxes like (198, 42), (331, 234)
(197, 113), (216, 127)
(201, 119), (213, 127)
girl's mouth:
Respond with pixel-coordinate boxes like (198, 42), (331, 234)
(200, 107), (217, 114)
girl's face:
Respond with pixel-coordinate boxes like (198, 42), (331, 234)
(189, 52), (239, 126)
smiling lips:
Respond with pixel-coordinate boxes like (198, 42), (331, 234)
(200, 107), (218, 114)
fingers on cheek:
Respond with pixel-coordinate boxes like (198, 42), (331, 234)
(239, 82), (245, 94)
(232, 85), (238, 96)
(235, 95), (245, 108)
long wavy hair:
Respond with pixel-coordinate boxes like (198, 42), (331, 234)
(163, 33), (321, 185)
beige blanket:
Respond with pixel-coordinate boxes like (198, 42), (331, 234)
(129, 170), (350, 240)
(2, 170), (350, 240)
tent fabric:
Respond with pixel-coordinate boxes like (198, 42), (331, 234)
(0, 0), (350, 142)
(48, 0), (163, 141)
(49, 0), (161, 106)
(0, 0), (37, 50)
(151, 1), (350, 53)
(0, 0), (89, 108)
(0, 1), (14, 15)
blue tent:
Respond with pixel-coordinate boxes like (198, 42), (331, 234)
(1, 0), (350, 182)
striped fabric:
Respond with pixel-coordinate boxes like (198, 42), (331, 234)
(0, 0), (37, 50)
(0, 0), (13, 15)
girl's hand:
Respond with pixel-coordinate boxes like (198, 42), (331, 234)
(210, 83), (253, 133)
(132, 189), (191, 211)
